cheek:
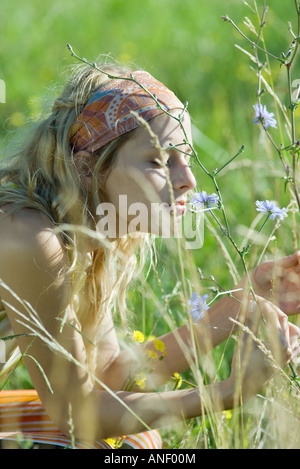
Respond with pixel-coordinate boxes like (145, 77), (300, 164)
(104, 167), (129, 204)
(143, 171), (167, 198)
(104, 165), (167, 208)
(129, 173), (167, 208)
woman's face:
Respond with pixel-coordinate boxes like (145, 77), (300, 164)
(99, 112), (196, 238)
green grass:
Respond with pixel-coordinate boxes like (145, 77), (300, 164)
(1, 0), (300, 449)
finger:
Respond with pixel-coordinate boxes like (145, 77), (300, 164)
(276, 251), (300, 273)
(244, 299), (262, 335)
(262, 252), (300, 279)
(237, 296), (261, 332)
(289, 322), (300, 341)
(288, 323), (300, 358)
(256, 299), (290, 360)
(256, 297), (281, 329)
(254, 252), (300, 291)
(277, 307), (290, 346)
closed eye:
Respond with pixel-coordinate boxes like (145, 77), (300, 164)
(150, 159), (169, 168)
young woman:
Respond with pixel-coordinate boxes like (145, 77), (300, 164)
(0, 61), (299, 449)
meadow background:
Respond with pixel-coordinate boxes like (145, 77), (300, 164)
(1, 0), (300, 449)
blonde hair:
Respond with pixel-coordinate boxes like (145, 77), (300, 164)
(0, 60), (153, 372)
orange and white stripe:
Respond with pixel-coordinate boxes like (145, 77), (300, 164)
(121, 429), (162, 449)
(0, 389), (162, 449)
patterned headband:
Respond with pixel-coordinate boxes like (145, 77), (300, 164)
(69, 71), (184, 153)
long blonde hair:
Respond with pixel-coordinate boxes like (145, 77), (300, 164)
(0, 60), (153, 372)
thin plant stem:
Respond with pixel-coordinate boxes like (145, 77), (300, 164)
(285, 1), (300, 209)
(220, 15), (285, 63)
(214, 145), (245, 175)
(241, 214), (271, 254)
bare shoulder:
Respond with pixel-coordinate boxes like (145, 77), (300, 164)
(0, 208), (93, 416)
(0, 205), (67, 270)
(0, 205), (74, 342)
(0, 206), (71, 309)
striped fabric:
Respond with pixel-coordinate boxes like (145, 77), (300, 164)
(69, 70), (184, 154)
(121, 429), (162, 449)
(0, 389), (162, 449)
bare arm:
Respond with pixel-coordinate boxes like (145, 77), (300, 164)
(0, 215), (233, 438)
(0, 211), (232, 437)
(98, 284), (298, 393)
(95, 285), (238, 390)
(0, 209), (297, 441)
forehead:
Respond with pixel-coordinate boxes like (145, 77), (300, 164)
(132, 111), (192, 151)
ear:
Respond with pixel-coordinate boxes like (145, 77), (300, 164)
(73, 151), (96, 191)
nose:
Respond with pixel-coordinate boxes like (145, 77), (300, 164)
(171, 161), (196, 193)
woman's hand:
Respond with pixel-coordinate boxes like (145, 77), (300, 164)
(229, 297), (300, 404)
(252, 251), (300, 315)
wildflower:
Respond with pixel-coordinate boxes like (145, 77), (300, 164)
(132, 330), (145, 343)
(255, 200), (288, 220)
(173, 372), (183, 389)
(146, 349), (158, 359)
(147, 334), (156, 342)
(147, 340), (167, 360)
(190, 191), (219, 209)
(154, 339), (165, 352)
(135, 372), (146, 389)
(253, 104), (277, 129)
(188, 292), (210, 323)
(105, 437), (118, 448)
(223, 410), (232, 420)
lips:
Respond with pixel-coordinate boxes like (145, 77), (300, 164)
(174, 204), (187, 215)
(168, 199), (187, 216)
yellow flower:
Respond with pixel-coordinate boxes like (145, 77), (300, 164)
(146, 349), (158, 359)
(223, 410), (232, 420)
(104, 436), (125, 449)
(154, 339), (165, 352)
(135, 372), (146, 389)
(132, 330), (145, 343)
(147, 335), (156, 342)
(173, 372), (182, 389)
(105, 438), (117, 448)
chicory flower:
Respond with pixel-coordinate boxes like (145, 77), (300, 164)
(256, 200), (287, 220)
(188, 292), (210, 323)
(253, 104), (277, 129)
(190, 191), (219, 209)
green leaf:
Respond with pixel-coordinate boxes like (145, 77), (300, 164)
(25, 354), (53, 394)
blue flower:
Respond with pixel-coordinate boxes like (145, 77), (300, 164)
(190, 191), (219, 209)
(256, 200), (287, 220)
(188, 292), (210, 323)
(253, 104), (277, 129)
